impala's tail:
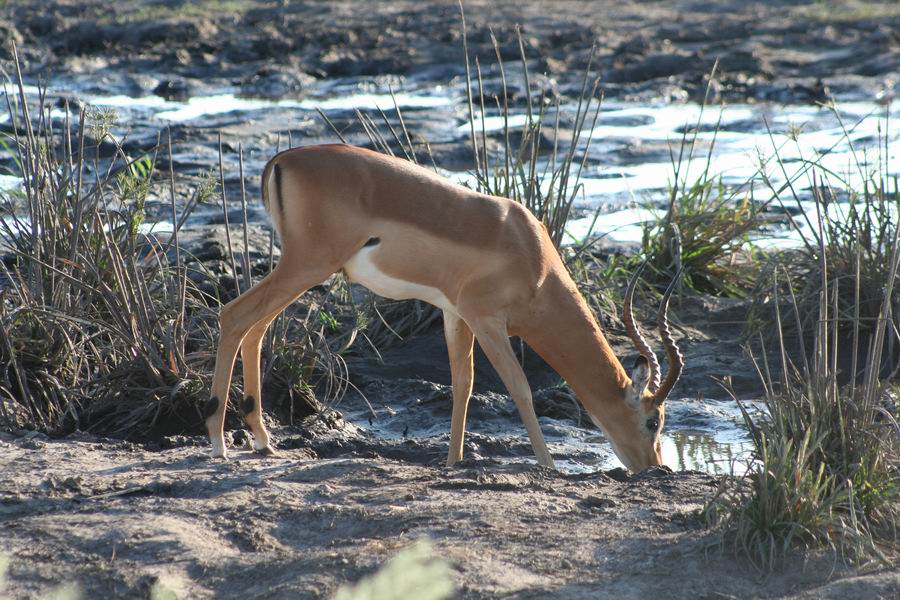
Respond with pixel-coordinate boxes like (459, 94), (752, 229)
(261, 159), (285, 219)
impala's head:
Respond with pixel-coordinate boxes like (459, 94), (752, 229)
(602, 262), (684, 472)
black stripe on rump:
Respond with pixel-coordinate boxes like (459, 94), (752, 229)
(273, 163), (285, 217)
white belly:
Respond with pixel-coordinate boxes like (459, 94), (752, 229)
(343, 246), (456, 313)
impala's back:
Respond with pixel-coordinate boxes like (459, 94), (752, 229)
(263, 145), (553, 316)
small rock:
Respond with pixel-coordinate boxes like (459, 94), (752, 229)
(581, 495), (617, 510)
(604, 467), (630, 482)
(231, 429), (252, 449)
(193, 240), (228, 262)
(154, 79), (190, 101)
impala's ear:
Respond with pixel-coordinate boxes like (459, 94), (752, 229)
(628, 355), (651, 404)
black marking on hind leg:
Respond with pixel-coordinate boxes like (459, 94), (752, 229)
(363, 236), (381, 247)
(203, 397), (219, 420)
(273, 163), (285, 218)
(242, 395), (256, 416)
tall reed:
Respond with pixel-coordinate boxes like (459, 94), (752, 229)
(754, 105), (899, 343)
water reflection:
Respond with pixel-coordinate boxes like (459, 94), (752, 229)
(661, 430), (754, 475)
(548, 398), (761, 474)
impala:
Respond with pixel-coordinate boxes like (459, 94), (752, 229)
(203, 144), (683, 471)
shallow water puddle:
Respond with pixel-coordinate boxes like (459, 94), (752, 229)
(549, 397), (759, 475)
(344, 392), (759, 475)
(661, 430), (753, 475)
(550, 431), (753, 475)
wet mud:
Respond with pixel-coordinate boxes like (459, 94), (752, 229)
(6, 1), (898, 105)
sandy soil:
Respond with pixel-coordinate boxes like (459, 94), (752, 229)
(3, 430), (899, 599)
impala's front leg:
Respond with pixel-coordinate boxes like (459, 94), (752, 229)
(470, 317), (555, 469)
(443, 311), (475, 466)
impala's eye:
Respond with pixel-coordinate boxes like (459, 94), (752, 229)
(646, 418), (660, 432)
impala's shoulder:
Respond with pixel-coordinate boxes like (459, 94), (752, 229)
(494, 195), (547, 232)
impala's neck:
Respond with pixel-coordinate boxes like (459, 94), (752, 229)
(516, 266), (632, 416)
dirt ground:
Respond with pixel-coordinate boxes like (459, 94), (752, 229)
(2, 430), (899, 599)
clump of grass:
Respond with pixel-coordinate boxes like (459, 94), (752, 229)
(641, 179), (760, 296)
(709, 210), (900, 569)
(754, 105), (899, 348)
(640, 69), (764, 297)
(0, 49), (339, 437)
(0, 64), (217, 435)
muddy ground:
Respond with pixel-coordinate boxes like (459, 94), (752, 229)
(2, 0), (900, 598)
(2, 0), (899, 177)
(4, 0), (898, 103)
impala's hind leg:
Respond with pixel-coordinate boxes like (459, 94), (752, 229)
(205, 259), (335, 459)
(469, 317), (555, 469)
(239, 315), (282, 455)
(444, 311), (475, 466)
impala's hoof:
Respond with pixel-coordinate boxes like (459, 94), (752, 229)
(210, 438), (228, 460)
(254, 445), (277, 457)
